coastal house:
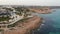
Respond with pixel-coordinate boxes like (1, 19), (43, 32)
(0, 7), (17, 29)
(0, 7), (33, 30)
(0, 7), (16, 18)
(0, 9), (11, 17)
(0, 7), (17, 24)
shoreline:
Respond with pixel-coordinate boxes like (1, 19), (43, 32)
(29, 7), (52, 14)
(4, 16), (43, 34)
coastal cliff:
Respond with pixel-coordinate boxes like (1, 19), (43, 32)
(4, 16), (43, 34)
(29, 7), (51, 14)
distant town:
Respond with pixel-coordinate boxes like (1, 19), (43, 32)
(0, 5), (60, 9)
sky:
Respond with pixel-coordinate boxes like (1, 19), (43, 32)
(0, 0), (60, 6)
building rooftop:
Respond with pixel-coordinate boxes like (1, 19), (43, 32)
(0, 8), (13, 16)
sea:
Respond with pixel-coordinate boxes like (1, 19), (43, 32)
(32, 9), (60, 34)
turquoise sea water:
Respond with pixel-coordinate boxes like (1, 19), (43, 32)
(32, 9), (60, 34)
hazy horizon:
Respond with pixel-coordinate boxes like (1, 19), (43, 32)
(0, 0), (60, 6)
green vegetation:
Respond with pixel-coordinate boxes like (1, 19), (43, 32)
(0, 16), (10, 21)
(7, 23), (16, 28)
(14, 7), (32, 17)
(7, 17), (32, 28)
(0, 29), (4, 32)
(3, 7), (13, 11)
(16, 12), (22, 16)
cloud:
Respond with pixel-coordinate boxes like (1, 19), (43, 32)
(0, 0), (60, 6)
